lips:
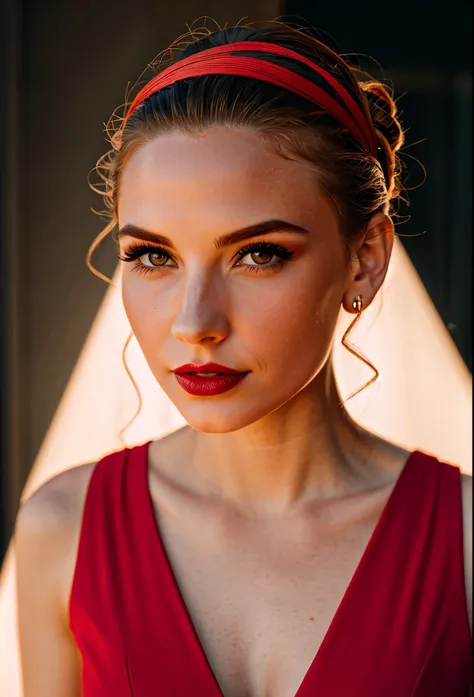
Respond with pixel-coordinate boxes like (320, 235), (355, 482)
(173, 362), (245, 375)
(172, 363), (249, 396)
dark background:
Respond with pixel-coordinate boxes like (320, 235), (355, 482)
(1, 0), (471, 564)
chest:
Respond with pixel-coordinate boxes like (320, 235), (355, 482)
(153, 493), (388, 697)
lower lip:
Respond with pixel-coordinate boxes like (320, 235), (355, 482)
(173, 372), (249, 396)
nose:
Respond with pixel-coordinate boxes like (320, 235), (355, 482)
(171, 270), (230, 346)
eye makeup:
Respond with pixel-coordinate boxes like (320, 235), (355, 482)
(118, 240), (296, 277)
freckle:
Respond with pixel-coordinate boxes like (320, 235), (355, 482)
(308, 617), (314, 621)
(263, 653), (267, 658)
(257, 632), (261, 636)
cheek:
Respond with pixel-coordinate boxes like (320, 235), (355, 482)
(236, 270), (342, 365)
(121, 276), (169, 341)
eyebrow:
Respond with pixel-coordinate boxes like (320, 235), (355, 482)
(115, 219), (309, 249)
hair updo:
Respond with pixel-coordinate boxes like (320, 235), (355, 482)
(88, 19), (405, 282)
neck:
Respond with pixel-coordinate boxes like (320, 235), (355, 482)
(184, 361), (381, 518)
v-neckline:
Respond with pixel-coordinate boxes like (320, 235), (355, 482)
(138, 441), (419, 697)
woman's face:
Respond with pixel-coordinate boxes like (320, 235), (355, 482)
(118, 127), (351, 433)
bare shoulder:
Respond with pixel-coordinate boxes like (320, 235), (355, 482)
(16, 461), (98, 543)
(14, 464), (99, 696)
(15, 461), (98, 619)
(460, 472), (472, 638)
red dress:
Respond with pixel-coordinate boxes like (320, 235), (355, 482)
(69, 441), (472, 696)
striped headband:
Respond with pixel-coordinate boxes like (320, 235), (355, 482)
(123, 41), (378, 157)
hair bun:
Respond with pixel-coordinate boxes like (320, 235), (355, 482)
(360, 81), (404, 154)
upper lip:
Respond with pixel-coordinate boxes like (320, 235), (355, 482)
(173, 362), (247, 375)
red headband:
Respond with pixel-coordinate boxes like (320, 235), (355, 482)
(123, 41), (378, 157)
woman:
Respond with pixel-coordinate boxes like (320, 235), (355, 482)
(15, 20), (472, 697)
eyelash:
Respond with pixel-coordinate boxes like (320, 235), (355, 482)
(117, 241), (295, 277)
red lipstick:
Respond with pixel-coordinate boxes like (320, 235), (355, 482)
(172, 362), (249, 396)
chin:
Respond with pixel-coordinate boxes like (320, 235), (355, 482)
(164, 393), (271, 433)
(173, 391), (299, 434)
(177, 406), (257, 434)
(159, 373), (311, 434)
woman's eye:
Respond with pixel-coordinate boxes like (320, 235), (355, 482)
(240, 249), (276, 266)
(117, 244), (174, 273)
(235, 242), (294, 269)
(143, 251), (169, 267)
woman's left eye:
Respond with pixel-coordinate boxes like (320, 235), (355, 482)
(235, 242), (294, 270)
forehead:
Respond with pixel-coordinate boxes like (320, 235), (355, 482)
(118, 127), (334, 231)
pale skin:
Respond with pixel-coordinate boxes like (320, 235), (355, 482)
(15, 126), (472, 696)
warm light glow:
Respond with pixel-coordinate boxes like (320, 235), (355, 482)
(1, 236), (471, 694)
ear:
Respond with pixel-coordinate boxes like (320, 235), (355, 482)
(342, 212), (394, 314)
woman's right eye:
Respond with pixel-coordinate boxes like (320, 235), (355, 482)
(143, 250), (170, 267)
(118, 244), (175, 275)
